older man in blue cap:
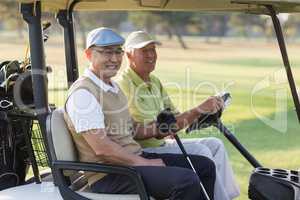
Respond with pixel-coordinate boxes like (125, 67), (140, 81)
(63, 27), (216, 200)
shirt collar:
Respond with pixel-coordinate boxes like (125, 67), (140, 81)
(84, 68), (119, 94)
(125, 67), (154, 88)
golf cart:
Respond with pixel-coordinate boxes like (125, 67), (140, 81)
(0, 0), (300, 199)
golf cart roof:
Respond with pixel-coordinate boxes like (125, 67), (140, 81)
(17, 0), (300, 13)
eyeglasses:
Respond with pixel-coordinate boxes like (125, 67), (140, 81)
(93, 48), (124, 58)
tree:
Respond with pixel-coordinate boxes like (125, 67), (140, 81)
(0, 1), (25, 39)
(156, 12), (193, 49)
(284, 14), (300, 41)
(128, 11), (197, 49)
(128, 11), (161, 34)
(228, 13), (273, 39)
(195, 13), (229, 43)
(74, 11), (128, 49)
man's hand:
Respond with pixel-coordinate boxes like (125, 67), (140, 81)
(155, 132), (168, 139)
(147, 159), (166, 166)
(133, 157), (166, 167)
(197, 96), (224, 115)
(155, 130), (178, 140)
(155, 130), (175, 139)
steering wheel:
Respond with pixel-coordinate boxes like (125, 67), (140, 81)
(185, 93), (231, 133)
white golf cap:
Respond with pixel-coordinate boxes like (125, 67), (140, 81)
(124, 31), (160, 51)
(86, 27), (125, 49)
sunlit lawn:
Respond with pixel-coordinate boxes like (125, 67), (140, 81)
(1, 35), (300, 199)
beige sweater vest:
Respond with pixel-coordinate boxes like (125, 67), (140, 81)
(63, 76), (142, 185)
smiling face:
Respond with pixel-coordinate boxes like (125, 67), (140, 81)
(85, 45), (124, 83)
(126, 43), (157, 80)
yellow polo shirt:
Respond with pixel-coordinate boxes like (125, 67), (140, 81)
(117, 67), (177, 148)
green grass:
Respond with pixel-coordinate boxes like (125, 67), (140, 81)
(128, 41), (299, 199)
(147, 43), (299, 199)
(204, 58), (300, 68)
(2, 37), (299, 199)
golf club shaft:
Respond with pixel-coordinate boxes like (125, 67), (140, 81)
(173, 134), (211, 200)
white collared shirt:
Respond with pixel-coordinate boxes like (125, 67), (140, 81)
(83, 69), (119, 94)
(66, 68), (120, 133)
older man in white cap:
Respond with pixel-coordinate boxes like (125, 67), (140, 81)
(117, 30), (240, 200)
(63, 27), (217, 200)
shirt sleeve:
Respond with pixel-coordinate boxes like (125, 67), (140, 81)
(117, 77), (131, 99)
(65, 89), (105, 133)
(159, 80), (180, 114)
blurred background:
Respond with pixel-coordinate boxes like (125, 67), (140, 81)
(1, 1), (300, 199)
(1, 2), (300, 49)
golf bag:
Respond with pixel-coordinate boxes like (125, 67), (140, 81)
(0, 60), (34, 108)
(0, 111), (30, 190)
(0, 60), (32, 190)
(0, 112), (18, 190)
(249, 168), (300, 200)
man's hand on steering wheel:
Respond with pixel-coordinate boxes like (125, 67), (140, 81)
(196, 96), (224, 115)
(185, 93), (231, 133)
(155, 131), (170, 139)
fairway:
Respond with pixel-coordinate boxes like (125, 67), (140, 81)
(1, 36), (300, 199)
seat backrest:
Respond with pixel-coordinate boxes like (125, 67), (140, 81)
(47, 109), (90, 190)
(46, 108), (77, 162)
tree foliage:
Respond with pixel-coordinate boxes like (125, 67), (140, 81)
(0, 1), (25, 38)
(128, 11), (199, 49)
(74, 11), (127, 49)
(1, 1), (300, 49)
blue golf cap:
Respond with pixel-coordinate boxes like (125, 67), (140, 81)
(86, 27), (125, 49)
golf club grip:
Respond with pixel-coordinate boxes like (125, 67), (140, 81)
(214, 121), (262, 168)
(221, 92), (231, 103)
(42, 22), (51, 31)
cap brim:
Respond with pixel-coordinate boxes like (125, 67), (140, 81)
(126, 40), (161, 50)
(87, 42), (124, 49)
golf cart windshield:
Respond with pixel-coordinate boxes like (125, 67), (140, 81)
(16, 0), (300, 124)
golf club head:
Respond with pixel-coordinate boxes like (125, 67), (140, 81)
(42, 22), (51, 31)
(43, 34), (49, 42)
(217, 91), (231, 109)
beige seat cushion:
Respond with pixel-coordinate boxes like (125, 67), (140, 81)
(49, 109), (156, 199)
(50, 108), (77, 161)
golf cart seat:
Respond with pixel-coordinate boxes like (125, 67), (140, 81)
(46, 108), (150, 200)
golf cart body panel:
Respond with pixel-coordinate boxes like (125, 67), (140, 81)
(1, 0), (299, 199)
(0, 182), (142, 200)
(0, 182), (64, 200)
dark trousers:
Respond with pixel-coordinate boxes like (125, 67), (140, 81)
(91, 152), (216, 200)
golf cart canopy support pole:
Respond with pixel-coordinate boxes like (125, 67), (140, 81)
(266, 5), (300, 123)
(57, 9), (79, 87)
(21, 1), (52, 177)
